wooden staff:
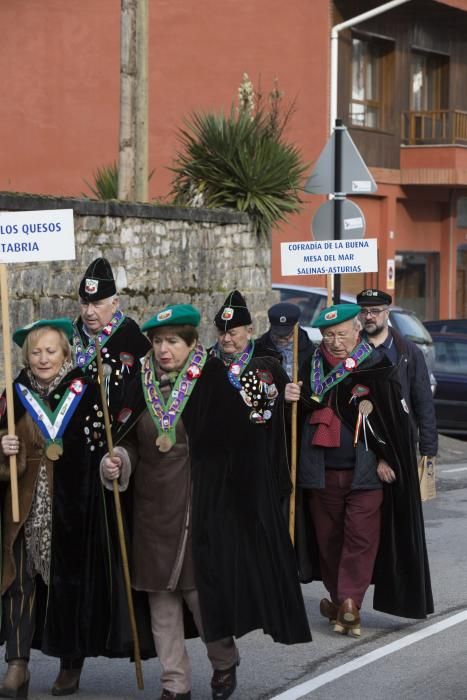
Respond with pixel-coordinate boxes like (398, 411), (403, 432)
(0, 263), (20, 522)
(94, 337), (144, 690)
(288, 322), (299, 544)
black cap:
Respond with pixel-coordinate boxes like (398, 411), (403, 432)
(79, 258), (117, 302)
(356, 289), (392, 306)
(268, 302), (300, 335)
(214, 290), (252, 331)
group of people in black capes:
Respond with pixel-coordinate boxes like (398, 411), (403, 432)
(0, 257), (435, 700)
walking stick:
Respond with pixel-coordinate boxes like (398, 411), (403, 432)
(288, 323), (299, 545)
(94, 338), (144, 690)
(0, 263), (20, 522)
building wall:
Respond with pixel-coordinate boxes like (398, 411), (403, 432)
(0, 194), (276, 385)
(0, 0), (329, 216)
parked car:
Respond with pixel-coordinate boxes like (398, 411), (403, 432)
(431, 332), (467, 437)
(424, 319), (467, 335)
(272, 284), (437, 393)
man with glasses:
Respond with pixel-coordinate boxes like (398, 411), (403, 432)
(356, 288), (437, 463)
(285, 302), (433, 638)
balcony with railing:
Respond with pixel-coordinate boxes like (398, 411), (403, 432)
(402, 110), (467, 145)
(400, 110), (467, 186)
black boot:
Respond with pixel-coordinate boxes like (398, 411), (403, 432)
(51, 658), (84, 696)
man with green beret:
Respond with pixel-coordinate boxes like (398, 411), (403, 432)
(285, 303), (433, 637)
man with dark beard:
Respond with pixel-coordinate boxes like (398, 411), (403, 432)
(356, 289), (437, 461)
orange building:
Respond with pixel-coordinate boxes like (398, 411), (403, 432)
(1, 0), (466, 318)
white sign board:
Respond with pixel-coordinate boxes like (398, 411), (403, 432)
(281, 238), (378, 277)
(0, 209), (75, 263)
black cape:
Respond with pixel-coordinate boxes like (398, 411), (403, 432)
(183, 350), (311, 644)
(73, 315), (151, 421)
(294, 352), (433, 619)
(0, 368), (154, 659)
(114, 348), (312, 645)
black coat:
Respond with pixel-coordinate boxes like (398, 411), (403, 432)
(389, 329), (438, 457)
(0, 368), (141, 658)
(295, 351), (434, 620)
(184, 350), (311, 644)
(255, 327), (315, 377)
(115, 347), (312, 646)
(73, 315), (151, 420)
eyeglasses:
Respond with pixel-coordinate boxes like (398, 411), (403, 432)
(359, 307), (388, 317)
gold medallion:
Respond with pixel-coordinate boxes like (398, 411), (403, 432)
(358, 399), (374, 417)
(46, 442), (63, 461)
(156, 434), (173, 453)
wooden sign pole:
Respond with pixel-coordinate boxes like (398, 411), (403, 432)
(0, 263), (20, 522)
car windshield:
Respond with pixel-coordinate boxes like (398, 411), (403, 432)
(276, 290), (328, 326)
(433, 338), (467, 375)
(390, 310), (432, 344)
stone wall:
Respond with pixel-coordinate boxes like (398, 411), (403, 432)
(0, 193), (278, 384)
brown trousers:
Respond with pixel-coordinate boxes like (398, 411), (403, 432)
(308, 469), (383, 608)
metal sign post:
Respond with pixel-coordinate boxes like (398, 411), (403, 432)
(305, 121), (377, 304)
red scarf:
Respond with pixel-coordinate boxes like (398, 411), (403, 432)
(310, 342), (347, 448)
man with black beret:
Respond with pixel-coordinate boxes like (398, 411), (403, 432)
(255, 302), (314, 378)
(185, 290), (312, 697)
(356, 288), (437, 463)
(52, 258), (150, 695)
(285, 302), (433, 638)
(72, 257), (150, 420)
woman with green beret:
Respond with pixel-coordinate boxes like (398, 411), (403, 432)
(0, 318), (127, 698)
(104, 299), (312, 700)
(102, 304), (239, 700)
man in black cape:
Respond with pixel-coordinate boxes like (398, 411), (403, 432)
(286, 302), (433, 637)
(51, 258), (151, 694)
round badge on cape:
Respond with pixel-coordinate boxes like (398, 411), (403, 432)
(344, 357), (357, 371)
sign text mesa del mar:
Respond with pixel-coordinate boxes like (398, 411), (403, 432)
(281, 239), (378, 276)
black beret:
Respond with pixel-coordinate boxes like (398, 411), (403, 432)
(214, 290), (252, 331)
(356, 289), (392, 306)
(268, 302), (300, 335)
(79, 257), (117, 302)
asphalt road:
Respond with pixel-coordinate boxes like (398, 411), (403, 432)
(2, 435), (467, 700)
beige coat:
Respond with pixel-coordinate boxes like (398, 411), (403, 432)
(117, 408), (195, 593)
(0, 414), (53, 593)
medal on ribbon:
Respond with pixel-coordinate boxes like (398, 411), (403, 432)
(15, 379), (87, 461)
(142, 344), (207, 452)
(310, 340), (373, 401)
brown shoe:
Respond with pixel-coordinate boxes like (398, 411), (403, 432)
(319, 598), (338, 624)
(51, 668), (81, 696)
(0, 659), (30, 698)
(334, 598), (361, 637)
(211, 661), (239, 700)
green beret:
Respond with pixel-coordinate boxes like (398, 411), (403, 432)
(13, 317), (74, 348)
(141, 304), (201, 332)
(312, 303), (361, 329)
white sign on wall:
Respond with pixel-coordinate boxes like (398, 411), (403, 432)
(281, 238), (378, 277)
(0, 209), (75, 263)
